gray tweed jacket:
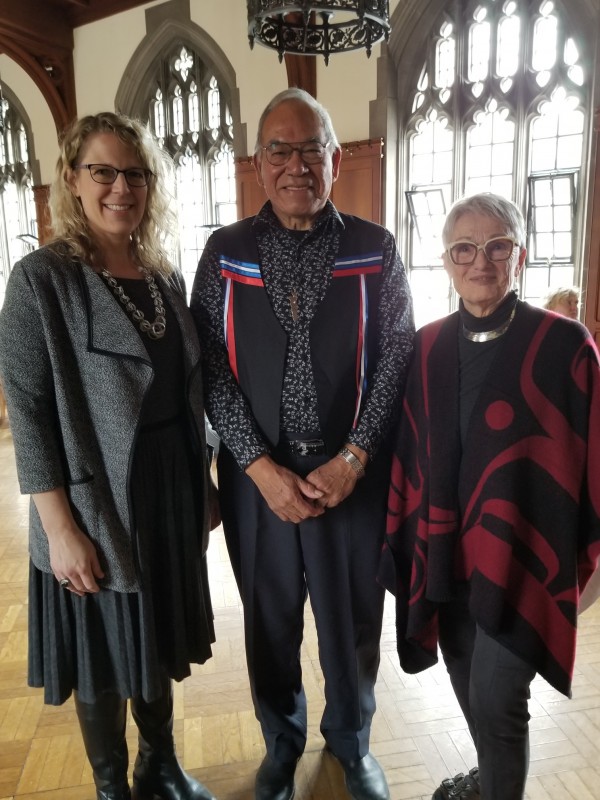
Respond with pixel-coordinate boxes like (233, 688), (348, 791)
(0, 246), (209, 592)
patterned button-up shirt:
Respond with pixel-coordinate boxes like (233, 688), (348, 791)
(191, 201), (414, 469)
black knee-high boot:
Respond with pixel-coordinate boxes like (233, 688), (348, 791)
(130, 674), (216, 800)
(74, 692), (131, 800)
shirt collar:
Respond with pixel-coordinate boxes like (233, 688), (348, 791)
(252, 200), (345, 236)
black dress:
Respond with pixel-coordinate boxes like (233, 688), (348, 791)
(28, 276), (215, 705)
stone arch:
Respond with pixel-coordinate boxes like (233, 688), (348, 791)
(115, 16), (245, 157)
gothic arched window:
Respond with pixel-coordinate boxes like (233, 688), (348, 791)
(404, 0), (588, 327)
(147, 45), (236, 291)
(0, 93), (37, 307)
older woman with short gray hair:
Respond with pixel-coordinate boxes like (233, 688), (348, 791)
(380, 192), (600, 800)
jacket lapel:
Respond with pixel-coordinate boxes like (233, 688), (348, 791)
(80, 266), (204, 434)
(79, 266), (152, 363)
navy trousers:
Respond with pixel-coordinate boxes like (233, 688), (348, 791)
(217, 442), (390, 764)
(438, 588), (537, 800)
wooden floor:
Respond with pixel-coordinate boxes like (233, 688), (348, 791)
(1, 422), (600, 800)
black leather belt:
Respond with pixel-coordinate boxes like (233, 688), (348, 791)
(285, 438), (327, 456)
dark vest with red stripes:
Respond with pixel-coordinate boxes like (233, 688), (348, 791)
(210, 213), (386, 454)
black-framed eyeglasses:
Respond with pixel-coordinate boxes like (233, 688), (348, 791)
(261, 140), (331, 166)
(446, 236), (520, 266)
(74, 164), (153, 187)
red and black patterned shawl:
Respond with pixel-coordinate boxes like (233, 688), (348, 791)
(379, 301), (600, 696)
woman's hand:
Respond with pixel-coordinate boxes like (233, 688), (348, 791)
(32, 488), (104, 596)
(47, 525), (104, 596)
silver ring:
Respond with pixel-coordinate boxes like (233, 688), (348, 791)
(59, 578), (71, 588)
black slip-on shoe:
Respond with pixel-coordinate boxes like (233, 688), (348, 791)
(255, 755), (297, 800)
(432, 767), (480, 799)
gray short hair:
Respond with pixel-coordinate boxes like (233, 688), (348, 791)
(442, 192), (526, 248)
(254, 88), (340, 153)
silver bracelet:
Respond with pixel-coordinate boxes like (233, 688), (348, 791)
(337, 446), (366, 479)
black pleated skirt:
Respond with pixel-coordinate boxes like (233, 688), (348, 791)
(28, 418), (215, 706)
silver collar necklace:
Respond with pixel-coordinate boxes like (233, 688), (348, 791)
(462, 305), (516, 343)
(101, 267), (167, 340)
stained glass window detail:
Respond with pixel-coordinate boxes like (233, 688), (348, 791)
(148, 44), (236, 294)
(404, 0), (587, 326)
(497, 8), (520, 79)
(0, 97), (37, 309)
(465, 101), (515, 198)
(435, 24), (455, 91)
(468, 9), (491, 83)
(172, 86), (184, 137)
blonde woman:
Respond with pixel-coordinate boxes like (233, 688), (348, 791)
(0, 112), (217, 800)
(542, 286), (580, 319)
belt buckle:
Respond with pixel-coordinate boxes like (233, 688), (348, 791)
(291, 438), (324, 456)
(297, 440), (311, 456)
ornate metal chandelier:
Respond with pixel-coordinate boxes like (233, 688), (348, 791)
(246, 1), (391, 65)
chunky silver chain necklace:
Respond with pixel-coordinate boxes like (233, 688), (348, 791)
(101, 267), (166, 340)
(462, 305), (516, 342)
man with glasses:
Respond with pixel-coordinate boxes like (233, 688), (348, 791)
(191, 88), (414, 800)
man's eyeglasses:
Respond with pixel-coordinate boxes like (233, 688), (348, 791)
(446, 236), (519, 266)
(261, 141), (331, 166)
(74, 164), (153, 187)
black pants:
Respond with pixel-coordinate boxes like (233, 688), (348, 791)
(438, 588), (537, 800)
(217, 442), (390, 764)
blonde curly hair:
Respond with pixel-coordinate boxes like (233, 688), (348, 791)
(48, 111), (177, 277)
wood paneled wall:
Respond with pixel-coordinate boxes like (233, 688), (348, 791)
(33, 185), (51, 245)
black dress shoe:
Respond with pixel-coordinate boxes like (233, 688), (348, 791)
(255, 755), (297, 800)
(339, 753), (390, 800)
(132, 751), (216, 799)
(432, 767), (480, 799)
